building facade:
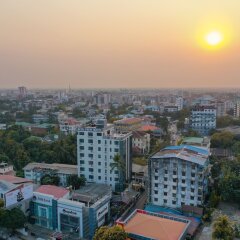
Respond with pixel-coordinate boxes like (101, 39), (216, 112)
(190, 105), (216, 136)
(149, 145), (210, 209)
(77, 120), (132, 191)
(23, 163), (78, 187)
(132, 131), (150, 155)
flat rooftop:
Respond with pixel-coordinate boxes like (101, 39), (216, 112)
(23, 162), (77, 175)
(35, 185), (69, 199)
(72, 183), (111, 205)
(0, 175), (33, 184)
(121, 210), (189, 240)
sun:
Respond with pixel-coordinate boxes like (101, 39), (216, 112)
(205, 31), (223, 46)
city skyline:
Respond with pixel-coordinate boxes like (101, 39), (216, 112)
(1, 0), (240, 89)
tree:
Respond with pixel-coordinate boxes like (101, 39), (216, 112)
(67, 174), (86, 189)
(211, 131), (234, 149)
(0, 199), (4, 208)
(41, 174), (60, 186)
(212, 215), (235, 240)
(0, 208), (26, 231)
(93, 226), (127, 240)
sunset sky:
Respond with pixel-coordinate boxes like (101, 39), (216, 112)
(0, 0), (240, 89)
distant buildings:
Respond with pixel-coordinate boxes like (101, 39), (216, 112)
(23, 162), (77, 187)
(164, 105), (178, 113)
(148, 145), (210, 209)
(114, 117), (143, 133)
(132, 131), (150, 155)
(176, 96), (184, 111)
(18, 86), (27, 99)
(190, 105), (216, 136)
(0, 162), (14, 175)
(77, 119), (132, 191)
(32, 114), (49, 124)
(216, 101), (226, 117)
(93, 92), (111, 107)
(59, 117), (81, 135)
(234, 101), (240, 118)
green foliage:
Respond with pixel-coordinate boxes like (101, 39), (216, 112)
(93, 226), (127, 240)
(67, 174), (86, 189)
(0, 199), (4, 208)
(41, 174), (60, 186)
(202, 208), (214, 222)
(212, 215), (235, 240)
(209, 191), (221, 208)
(211, 157), (240, 205)
(72, 107), (86, 118)
(217, 116), (240, 128)
(0, 126), (77, 172)
(0, 207), (26, 231)
(132, 157), (147, 166)
(211, 131), (234, 148)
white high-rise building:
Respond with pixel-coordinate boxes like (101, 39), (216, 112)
(190, 105), (216, 136)
(149, 145), (210, 209)
(77, 119), (132, 191)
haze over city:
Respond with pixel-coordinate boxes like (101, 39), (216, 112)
(1, 0), (240, 89)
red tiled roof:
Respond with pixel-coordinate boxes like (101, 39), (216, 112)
(35, 185), (69, 199)
(0, 175), (33, 184)
(138, 125), (159, 132)
(123, 211), (188, 240)
(115, 118), (142, 124)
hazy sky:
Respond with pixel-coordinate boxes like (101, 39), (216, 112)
(0, 0), (240, 89)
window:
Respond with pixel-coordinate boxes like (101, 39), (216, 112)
(114, 149), (119, 153)
(114, 178), (119, 181)
(191, 181), (195, 185)
(172, 201), (176, 205)
(98, 140), (101, 144)
(164, 192), (167, 196)
(164, 185), (167, 189)
(88, 146), (93, 151)
(98, 162), (101, 166)
(172, 186), (176, 190)
(154, 198), (158, 202)
(89, 168), (93, 172)
(182, 179), (186, 184)
(173, 170), (177, 175)
(164, 199), (167, 204)
(88, 154), (93, 158)
(155, 169), (158, 173)
(190, 196), (194, 200)
(98, 169), (101, 173)
(198, 197), (202, 201)
(98, 176), (101, 180)
(173, 178), (177, 182)
(172, 193), (176, 197)
(181, 194), (185, 198)
(80, 153), (84, 157)
(154, 176), (158, 180)
(79, 139), (84, 143)
(182, 171), (186, 176)
(164, 177), (168, 181)
(191, 173), (195, 177)
(164, 170), (168, 174)
(80, 146), (84, 150)
(98, 154), (101, 158)
(191, 188), (195, 193)
(97, 133), (102, 136)
(88, 139), (93, 144)
(181, 187), (186, 191)
(98, 147), (101, 151)
(80, 167), (85, 171)
(88, 132), (93, 137)
(154, 190), (158, 194)
(79, 132), (84, 135)
(80, 160), (85, 164)
(154, 183), (158, 187)
(89, 175), (94, 179)
(114, 141), (119, 145)
(114, 170), (118, 174)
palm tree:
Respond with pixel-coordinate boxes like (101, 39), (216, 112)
(110, 154), (126, 191)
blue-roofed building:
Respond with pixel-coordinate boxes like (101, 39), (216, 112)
(148, 145), (210, 209)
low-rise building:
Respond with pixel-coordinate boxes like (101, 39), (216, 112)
(0, 162), (14, 175)
(117, 209), (190, 240)
(114, 117), (143, 133)
(132, 131), (150, 155)
(0, 175), (33, 211)
(59, 117), (81, 135)
(23, 163), (77, 187)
